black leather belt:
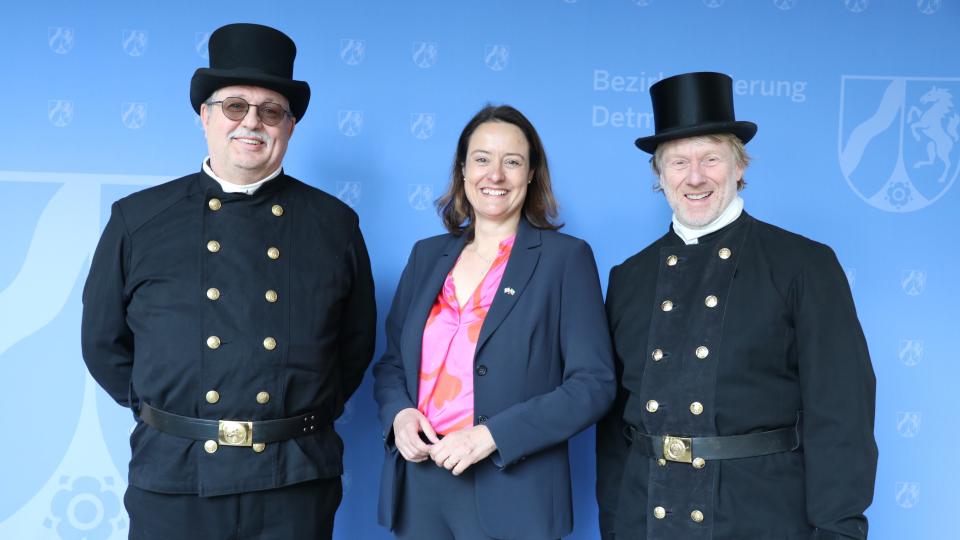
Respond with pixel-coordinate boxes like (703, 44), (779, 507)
(626, 417), (801, 464)
(139, 403), (326, 447)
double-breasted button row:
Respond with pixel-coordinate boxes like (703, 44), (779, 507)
(206, 287), (279, 304)
(204, 440), (267, 454)
(205, 390), (270, 405)
(645, 399), (703, 416)
(208, 198), (285, 218)
(651, 506), (705, 523)
(207, 336), (277, 350)
(649, 345), (708, 363)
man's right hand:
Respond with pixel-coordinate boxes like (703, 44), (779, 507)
(392, 408), (440, 462)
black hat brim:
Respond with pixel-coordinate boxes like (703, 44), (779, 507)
(191, 67), (311, 121)
(634, 120), (757, 154)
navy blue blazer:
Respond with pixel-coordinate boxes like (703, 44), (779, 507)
(373, 219), (616, 539)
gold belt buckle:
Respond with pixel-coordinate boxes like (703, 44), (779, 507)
(663, 435), (692, 463)
(218, 420), (254, 447)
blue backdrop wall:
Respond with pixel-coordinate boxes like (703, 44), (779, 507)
(1, 1), (957, 538)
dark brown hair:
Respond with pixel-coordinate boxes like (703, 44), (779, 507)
(436, 104), (561, 237)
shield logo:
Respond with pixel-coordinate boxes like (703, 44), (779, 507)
(48, 27), (75, 55)
(340, 39), (365, 66)
(408, 184), (434, 211)
(484, 45), (510, 71)
(844, 0), (869, 12)
(917, 0), (941, 14)
(412, 42), (438, 69)
(898, 339), (923, 367)
(122, 29), (148, 57)
(895, 482), (920, 508)
(195, 32), (210, 59)
(121, 102), (147, 129)
(336, 182), (362, 208)
(338, 110), (364, 137)
(901, 270), (926, 296)
(896, 412), (921, 438)
(48, 100), (74, 127)
(843, 267), (856, 289)
(774, 0), (798, 9)
(410, 113), (436, 140)
(838, 76), (960, 211)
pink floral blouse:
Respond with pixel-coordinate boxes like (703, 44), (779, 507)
(418, 236), (516, 435)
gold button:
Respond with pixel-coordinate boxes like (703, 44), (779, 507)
(267, 247), (280, 260)
(646, 400), (659, 413)
(205, 390), (220, 404)
(695, 346), (709, 359)
(705, 295), (718, 308)
(206, 336), (221, 349)
(271, 204), (284, 217)
(661, 300), (674, 312)
(657, 458), (667, 467)
(653, 506), (666, 520)
(252, 443), (266, 453)
(208, 198), (222, 211)
(692, 457), (706, 469)
(263, 337), (277, 351)
(651, 348), (664, 362)
(265, 289), (278, 303)
(666, 254), (678, 266)
(207, 240), (221, 253)
(690, 402), (704, 415)
(204, 440), (218, 453)
(691, 510), (704, 523)
(206, 287), (221, 301)
(256, 391), (270, 404)
(718, 247), (731, 259)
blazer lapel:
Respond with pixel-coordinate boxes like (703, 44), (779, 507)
(475, 219), (542, 354)
(402, 234), (466, 393)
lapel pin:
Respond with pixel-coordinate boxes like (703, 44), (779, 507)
(503, 287), (516, 296)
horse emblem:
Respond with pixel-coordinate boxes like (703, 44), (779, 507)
(908, 86), (960, 184)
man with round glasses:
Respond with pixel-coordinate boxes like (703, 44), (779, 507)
(82, 23), (376, 539)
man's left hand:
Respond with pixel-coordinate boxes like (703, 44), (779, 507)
(428, 425), (497, 476)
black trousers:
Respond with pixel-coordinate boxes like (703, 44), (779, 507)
(125, 477), (342, 540)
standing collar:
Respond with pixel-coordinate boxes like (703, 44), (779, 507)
(202, 157), (283, 195)
(672, 196), (744, 245)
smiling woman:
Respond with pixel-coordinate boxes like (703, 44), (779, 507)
(373, 104), (615, 540)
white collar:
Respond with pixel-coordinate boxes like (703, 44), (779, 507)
(202, 158), (282, 195)
(672, 196), (744, 245)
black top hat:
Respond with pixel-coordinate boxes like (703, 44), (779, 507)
(634, 72), (756, 154)
(190, 23), (311, 120)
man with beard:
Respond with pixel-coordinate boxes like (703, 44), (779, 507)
(81, 23), (376, 539)
(596, 72), (877, 539)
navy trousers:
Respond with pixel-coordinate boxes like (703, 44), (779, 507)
(125, 477), (341, 540)
(395, 460), (497, 540)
